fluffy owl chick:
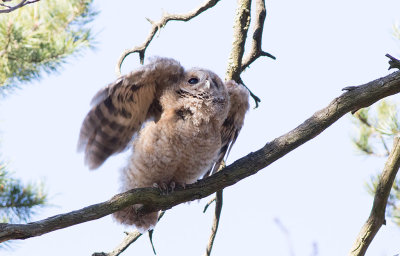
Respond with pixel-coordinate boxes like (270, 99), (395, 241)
(78, 57), (249, 232)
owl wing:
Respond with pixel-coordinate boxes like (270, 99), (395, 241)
(205, 80), (250, 177)
(78, 57), (184, 169)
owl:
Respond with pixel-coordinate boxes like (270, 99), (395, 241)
(78, 57), (249, 232)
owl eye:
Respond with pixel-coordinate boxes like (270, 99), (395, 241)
(188, 78), (199, 84)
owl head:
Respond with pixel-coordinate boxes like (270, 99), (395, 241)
(158, 68), (229, 123)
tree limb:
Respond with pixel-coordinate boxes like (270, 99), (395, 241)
(114, 0), (220, 76)
(348, 136), (400, 256)
(1, 68), (400, 242)
(0, 0), (40, 14)
(225, 0), (251, 82)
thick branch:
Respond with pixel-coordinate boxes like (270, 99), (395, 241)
(0, 0), (40, 13)
(1, 70), (400, 242)
(349, 136), (400, 256)
(115, 0), (220, 76)
(241, 0), (275, 72)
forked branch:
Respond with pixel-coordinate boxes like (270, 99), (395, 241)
(115, 0), (220, 76)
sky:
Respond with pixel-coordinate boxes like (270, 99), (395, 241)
(1, 0), (400, 255)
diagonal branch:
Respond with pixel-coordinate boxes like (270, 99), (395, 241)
(92, 211), (165, 256)
(115, 0), (220, 76)
(0, 0), (40, 13)
(348, 136), (400, 256)
(1, 68), (400, 242)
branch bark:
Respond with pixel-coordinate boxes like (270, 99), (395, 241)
(225, 0), (251, 82)
(1, 69), (400, 243)
(349, 136), (400, 256)
(114, 0), (220, 76)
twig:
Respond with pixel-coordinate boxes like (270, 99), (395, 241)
(0, 0), (40, 13)
(241, 0), (275, 72)
(92, 211), (165, 256)
(274, 218), (295, 256)
(114, 0), (220, 76)
(349, 136), (400, 256)
(203, 197), (216, 213)
(1, 69), (400, 242)
(204, 190), (223, 256)
(386, 54), (400, 70)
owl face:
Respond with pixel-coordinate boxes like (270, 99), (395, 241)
(180, 68), (227, 100)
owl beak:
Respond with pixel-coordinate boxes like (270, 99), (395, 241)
(205, 80), (211, 89)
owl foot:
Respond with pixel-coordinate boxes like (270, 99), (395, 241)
(152, 181), (187, 194)
(153, 182), (175, 194)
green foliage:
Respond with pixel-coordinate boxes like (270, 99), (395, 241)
(352, 100), (400, 226)
(0, 0), (96, 87)
(0, 0), (96, 223)
(0, 163), (46, 223)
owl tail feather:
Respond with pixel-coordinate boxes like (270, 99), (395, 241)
(113, 204), (159, 233)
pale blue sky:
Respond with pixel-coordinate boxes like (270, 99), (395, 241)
(1, 0), (400, 255)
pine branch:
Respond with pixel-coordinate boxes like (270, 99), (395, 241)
(114, 0), (221, 76)
(1, 68), (400, 243)
(349, 136), (400, 256)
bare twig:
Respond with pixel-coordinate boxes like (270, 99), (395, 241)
(115, 0), (220, 76)
(349, 136), (400, 256)
(92, 211), (165, 256)
(386, 54), (400, 70)
(0, 0), (40, 13)
(1, 67), (400, 242)
(241, 0), (275, 72)
(204, 190), (223, 256)
(203, 197), (216, 213)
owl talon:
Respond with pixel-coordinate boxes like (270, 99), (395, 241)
(153, 182), (170, 194)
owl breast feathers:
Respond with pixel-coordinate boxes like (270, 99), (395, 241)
(78, 57), (249, 232)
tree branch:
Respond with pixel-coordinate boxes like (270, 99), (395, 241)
(204, 190), (223, 256)
(114, 0), (220, 76)
(386, 54), (400, 70)
(225, 0), (251, 82)
(240, 0), (275, 72)
(348, 136), (400, 256)
(92, 211), (165, 256)
(1, 68), (400, 242)
(0, 0), (40, 14)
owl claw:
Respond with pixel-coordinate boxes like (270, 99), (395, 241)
(152, 182), (174, 194)
(152, 181), (186, 194)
